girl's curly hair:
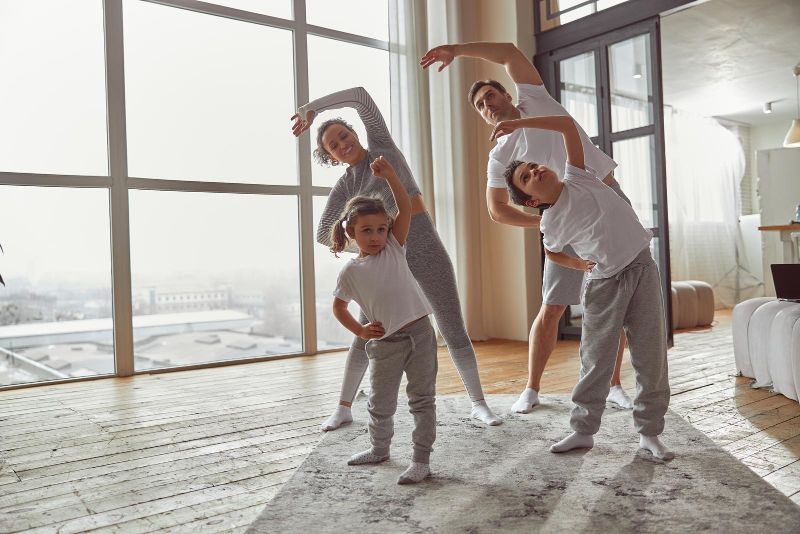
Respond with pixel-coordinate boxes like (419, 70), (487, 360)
(314, 118), (357, 167)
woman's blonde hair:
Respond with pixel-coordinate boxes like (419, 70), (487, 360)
(330, 195), (391, 256)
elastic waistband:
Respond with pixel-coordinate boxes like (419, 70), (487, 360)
(382, 316), (431, 341)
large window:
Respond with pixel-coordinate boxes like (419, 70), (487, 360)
(0, 0), (390, 386)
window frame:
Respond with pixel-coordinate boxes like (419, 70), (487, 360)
(0, 0), (391, 389)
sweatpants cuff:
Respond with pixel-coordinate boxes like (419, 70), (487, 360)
(412, 448), (431, 464)
(371, 446), (390, 457)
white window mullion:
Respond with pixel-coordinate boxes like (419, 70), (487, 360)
(293, 0), (317, 355)
(104, 0), (135, 376)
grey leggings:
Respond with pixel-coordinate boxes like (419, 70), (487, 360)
(338, 212), (485, 403)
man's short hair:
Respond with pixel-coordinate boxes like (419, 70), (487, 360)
(467, 79), (509, 109)
(503, 160), (530, 206)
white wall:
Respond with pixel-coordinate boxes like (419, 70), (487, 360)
(752, 120), (792, 152)
(471, 0), (542, 341)
(752, 120), (800, 295)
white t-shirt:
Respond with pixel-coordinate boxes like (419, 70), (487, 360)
(333, 233), (432, 338)
(541, 164), (652, 279)
(487, 83), (617, 190)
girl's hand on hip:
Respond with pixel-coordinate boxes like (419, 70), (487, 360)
(359, 321), (385, 340)
(579, 259), (597, 272)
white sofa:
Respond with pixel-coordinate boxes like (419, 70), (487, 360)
(732, 297), (800, 401)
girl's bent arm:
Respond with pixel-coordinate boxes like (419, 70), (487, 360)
(332, 298), (384, 339)
(371, 157), (411, 245)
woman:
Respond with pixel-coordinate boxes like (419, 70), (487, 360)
(292, 86), (501, 429)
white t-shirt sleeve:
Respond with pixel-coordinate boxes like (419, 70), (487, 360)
(564, 163), (596, 182)
(516, 82), (551, 107)
(487, 155), (508, 189)
(386, 232), (406, 255)
(332, 269), (353, 302)
(542, 229), (565, 254)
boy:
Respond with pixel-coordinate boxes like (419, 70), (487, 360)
(494, 116), (673, 460)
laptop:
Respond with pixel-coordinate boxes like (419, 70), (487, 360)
(771, 264), (800, 303)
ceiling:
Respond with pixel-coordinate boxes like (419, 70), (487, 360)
(661, 0), (800, 126)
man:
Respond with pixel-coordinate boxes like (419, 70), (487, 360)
(420, 41), (634, 412)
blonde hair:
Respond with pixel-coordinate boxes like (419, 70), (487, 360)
(330, 195), (391, 256)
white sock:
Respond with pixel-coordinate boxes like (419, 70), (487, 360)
(510, 388), (540, 413)
(607, 385), (633, 409)
(320, 405), (353, 432)
(397, 462), (430, 484)
(639, 434), (675, 460)
(347, 449), (389, 465)
(550, 431), (594, 453)
(471, 400), (503, 426)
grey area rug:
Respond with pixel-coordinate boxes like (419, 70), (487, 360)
(248, 394), (800, 533)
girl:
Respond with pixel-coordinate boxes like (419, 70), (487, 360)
(292, 87), (500, 429)
(331, 155), (436, 485)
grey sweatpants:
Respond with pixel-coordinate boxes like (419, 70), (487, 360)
(365, 317), (438, 464)
(570, 247), (670, 436)
(339, 212), (484, 404)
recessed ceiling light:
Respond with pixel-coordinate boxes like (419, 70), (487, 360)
(763, 101), (773, 114)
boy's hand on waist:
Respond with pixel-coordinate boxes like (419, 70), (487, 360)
(359, 321), (385, 340)
(578, 259), (596, 272)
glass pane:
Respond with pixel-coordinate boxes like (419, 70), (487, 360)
(559, 51), (598, 137)
(0, 0), (108, 176)
(0, 186), (113, 386)
(539, 0), (631, 31)
(613, 135), (656, 229)
(129, 191), (301, 370)
(313, 196), (362, 349)
(609, 34), (653, 132)
(124, 0), (296, 184)
(307, 36), (391, 187)
(211, 1), (291, 19)
(307, 0), (388, 41)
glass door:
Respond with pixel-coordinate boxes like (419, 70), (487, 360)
(538, 17), (673, 345)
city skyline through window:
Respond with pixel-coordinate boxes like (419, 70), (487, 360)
(0, 0), (391, 386)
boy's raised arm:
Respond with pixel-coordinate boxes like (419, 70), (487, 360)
(491, 116), (585, 170)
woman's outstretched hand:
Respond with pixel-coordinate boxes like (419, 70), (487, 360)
(290, 109), (316, 137)
(369, 156), (397, 180)
(420, 45), (455, 72)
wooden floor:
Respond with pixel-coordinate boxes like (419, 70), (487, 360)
(1, 310), (798, 532)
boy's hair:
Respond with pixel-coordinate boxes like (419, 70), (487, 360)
(329, 195), (392, 256)
(467, 79), (509, 109)
(504, 160), (531, 206)
(314, 118), (356, 167)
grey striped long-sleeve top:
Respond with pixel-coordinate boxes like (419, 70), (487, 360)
(299, 87), (422, 247)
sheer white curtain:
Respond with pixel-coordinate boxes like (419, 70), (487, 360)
(388, 0), (488, 339)
(664, 108), (746, 308)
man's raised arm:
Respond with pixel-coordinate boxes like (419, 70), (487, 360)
(421, 42), (542, 86)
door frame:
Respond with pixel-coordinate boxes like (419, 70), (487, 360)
(535, 17), (673, 346)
